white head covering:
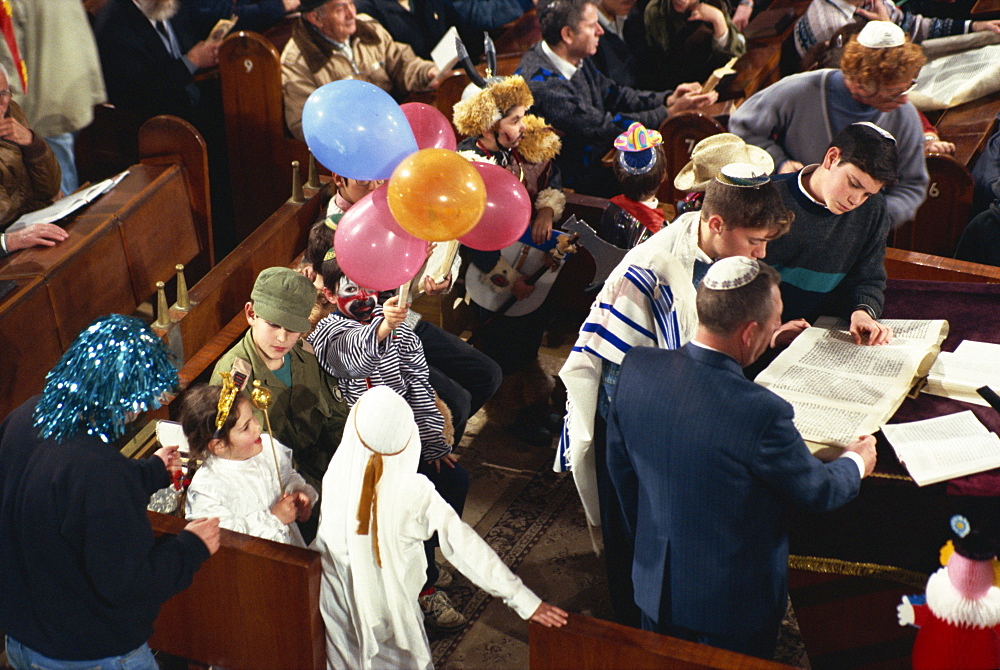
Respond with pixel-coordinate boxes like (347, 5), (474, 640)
(702, 256), (760, 290)
(314, 385), (430, 666)
(857, 21), (905, 48)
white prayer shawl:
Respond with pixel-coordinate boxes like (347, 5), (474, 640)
(313, 386), (541, 670)
(185, 435), (317, 548)
(556, 212), (704, 528)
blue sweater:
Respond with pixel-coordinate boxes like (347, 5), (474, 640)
(766, 172), (888, 322)
(0, 396), (210, 660)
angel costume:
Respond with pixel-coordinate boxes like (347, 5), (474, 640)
(313, 386), (541, 670)
(185, 435), (318, 548)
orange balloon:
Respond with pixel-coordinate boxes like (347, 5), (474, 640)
(387, 148), (486, 242)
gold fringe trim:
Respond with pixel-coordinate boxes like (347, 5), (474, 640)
(869, 471), (913, 482)
(790, 554), (928, 589)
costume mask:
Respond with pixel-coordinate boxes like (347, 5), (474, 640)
(337, 278), (377, 322)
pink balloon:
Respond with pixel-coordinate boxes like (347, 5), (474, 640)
(334, 186), (428, 291)
(401, 102), (457, 151)
(459, 162), (532, 251)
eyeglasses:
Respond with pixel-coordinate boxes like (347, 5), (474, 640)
(0, 89), (12, 99)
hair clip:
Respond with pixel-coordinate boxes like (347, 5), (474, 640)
(214, 371), (239, 438)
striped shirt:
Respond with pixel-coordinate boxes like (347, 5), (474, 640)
(308, 307), (450, 461)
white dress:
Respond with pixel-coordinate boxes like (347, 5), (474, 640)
(185, 435), (318, 548)
(313, 386), (542, 670)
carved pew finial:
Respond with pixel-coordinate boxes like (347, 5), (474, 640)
(171, 264), (190, 312)
(152, 281), (171, 331)
(288, 160), (306, 204)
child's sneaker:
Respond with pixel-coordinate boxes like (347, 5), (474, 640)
(434, 562), (454, 589)
(419, 589), (467, 633)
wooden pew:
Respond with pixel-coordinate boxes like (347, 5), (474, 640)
(935, 90), (1000, 167)
(217, 31), (313, 239)
(529, 614), (794, 669)
(148, 511), (324, 670)
(884, 247), (1000, 283)
(723, 0), (812, 101)
(157, 190), (323, 371)
(890, 154), (974, 257)
(0, 117), (209, 419)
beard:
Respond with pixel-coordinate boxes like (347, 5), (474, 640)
(135, 0), (180, 22)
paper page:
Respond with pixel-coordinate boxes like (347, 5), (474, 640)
(430, 25), (459, 83)
(899, 433), (1000, 486)
(882, 410), (989, 444)
(908, 43), (1000, 111)
(924, 341), (1000, 406)
(786, 400), (882, 446)
(813, 316), (949, 344)
(156, 420), (190, 452)
(954, 341), (1000, 358)
(208, 15), (238, 43)
(757, 319), (947, 446)
(7, 171), (128, 229)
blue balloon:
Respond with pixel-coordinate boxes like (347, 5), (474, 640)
(302, 80), (418, 181)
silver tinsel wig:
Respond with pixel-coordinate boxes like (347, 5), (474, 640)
(32, 314), (179, 444)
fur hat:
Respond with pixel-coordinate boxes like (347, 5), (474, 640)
(452, 75), (535, 138)
(518, 114), (561, 164)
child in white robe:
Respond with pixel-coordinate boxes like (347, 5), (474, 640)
(181, 384), (318, 548)
(312, 385), (567, 670)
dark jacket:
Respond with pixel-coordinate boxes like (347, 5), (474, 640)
(93, 0), (201, 123)
(516, 42), (667, 196)
(0, 396), (210, 660)
(189, 0), (290, 37)
(355, 0), (453, 59)
(607, 345), (860, 654)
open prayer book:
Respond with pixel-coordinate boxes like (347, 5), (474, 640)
(7, 169), (130, 230)
(756, 317), (949, 458)
(882, 411), (1000, 486)
(924, 341), (1000, 407)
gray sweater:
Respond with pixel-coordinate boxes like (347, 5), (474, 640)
(729, 69), (927, 229)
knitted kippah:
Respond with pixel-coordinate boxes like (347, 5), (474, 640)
(702, 256), (760, 290)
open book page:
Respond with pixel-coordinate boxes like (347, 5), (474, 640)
(908, 42), (1000, 111)
(7, 169), (130, 230)
(900, 434), (1000, 486)
(925, 346), (1000, 406)
(883, 411), (1000, 485)
(882, 410), (989, 457)
(756, 318), (949, 447)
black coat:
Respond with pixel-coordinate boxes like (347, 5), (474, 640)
(93, 0), (200, 123)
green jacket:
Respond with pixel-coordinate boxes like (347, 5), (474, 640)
(211, 329), (349, 491)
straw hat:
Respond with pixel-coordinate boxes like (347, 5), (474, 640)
(673, 133), (774, 193)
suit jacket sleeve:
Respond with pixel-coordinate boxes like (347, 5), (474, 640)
(750, 397), (861, 512)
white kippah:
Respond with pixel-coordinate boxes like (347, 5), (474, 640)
(852, 121), (897, 143)
(857, 21), (905, 49)
(702, 256), (760, 290)
(715, 162), (771, 188)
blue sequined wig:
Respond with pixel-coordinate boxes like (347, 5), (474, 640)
(33, 314), (179, 444)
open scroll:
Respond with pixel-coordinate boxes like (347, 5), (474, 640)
(756, 317), (949, 458)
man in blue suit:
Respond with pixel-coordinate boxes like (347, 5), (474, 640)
(606, 256), (876, 659)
